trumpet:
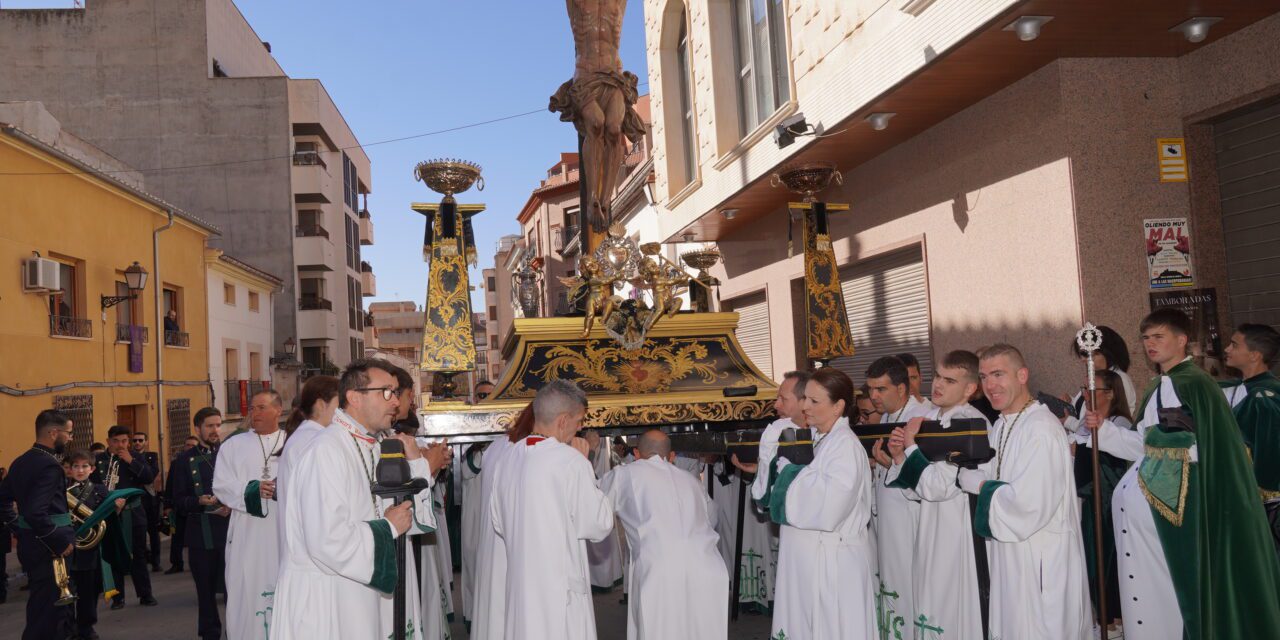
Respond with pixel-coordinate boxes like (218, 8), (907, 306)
(53, 556), (77, 606)
(67, 489), (107, 551)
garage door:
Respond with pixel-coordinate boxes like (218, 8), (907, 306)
(725, 290), (774, 380)
(828, 245), (934, 390)
(1215, 100), (1280, 328)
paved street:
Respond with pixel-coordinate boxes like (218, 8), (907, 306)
(0, 539), (772, 640)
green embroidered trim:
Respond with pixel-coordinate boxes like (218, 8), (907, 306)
(366, 518), (397, 594)
(974, 480), (1009, 539)
(465, 448), (482, 476)
(1138, 431), (1194, 527)
(888, 449), (928, 490)
(245, 480), (267, 518)
(767, 463), (806, 526)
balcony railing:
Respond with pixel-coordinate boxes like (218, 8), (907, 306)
(225, 380), (244, 416)
(358, 208), (371, 220)
(299, 296), (333, 311)
(360, 260), (373, 273)
(295, 223), (330, 239)
(164, 330), (190, 348)
(292, 150), (326, 168)
(302, 364), (340, 379)
(115, 324), (150, 344)
(50, 315), (92, 338)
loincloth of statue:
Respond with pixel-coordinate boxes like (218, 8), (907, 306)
(549, 69), (646, 145)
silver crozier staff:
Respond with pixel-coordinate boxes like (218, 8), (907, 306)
(1076, 322), (1107, 629)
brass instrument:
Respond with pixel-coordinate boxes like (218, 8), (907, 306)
(67, 489), (107, 551)
(105, 456), (120, 492)
(53, 556), (77, 606)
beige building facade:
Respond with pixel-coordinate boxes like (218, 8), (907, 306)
(643, 0), (1280, 394)
(0, 0), (374, 374)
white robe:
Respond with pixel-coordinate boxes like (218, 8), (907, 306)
(587, 437), (625, 590)
(710, 461), (777, 608)
(885, 403), (989, 640)
(470, 436), (514, 640)
(417, 476), (453, 640)
(459, 443), (484, 623)
(491, 435), (615, 640)
(601, 456), (727, 640)
(771, 418), (877, 639)
(276, 420), (325, 558)
(1084, 376), (1188, 640)
(212, 428), (285, 640)
(873, 396), (933, 636)
(963, 402), (1091, 640)
(269, 409), (436, 640)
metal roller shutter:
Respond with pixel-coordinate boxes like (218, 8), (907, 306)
(726, 290), (774, 380)
(1215, 101), (1280, 328)
(828, 246), (934, 390)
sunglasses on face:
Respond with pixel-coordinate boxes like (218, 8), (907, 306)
(476, 392), (490, 400)
(131, 438), (146, 443)
(354, 386), (399, 401)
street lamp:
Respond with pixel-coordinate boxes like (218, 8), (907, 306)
(283, 337), (297, 357)
(101, 262), (148, 309)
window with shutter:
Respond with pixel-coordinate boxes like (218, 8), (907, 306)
(725, 290), (774, 380)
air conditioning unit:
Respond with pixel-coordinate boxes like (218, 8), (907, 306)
(23, 257), (61, 292)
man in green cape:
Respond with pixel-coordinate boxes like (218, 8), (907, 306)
(1085, 308), (1280, 639)
(1222, 323), (1280, 555)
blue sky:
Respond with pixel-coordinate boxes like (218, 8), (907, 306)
(7, 0), (650, 309)
(241, 0), (652, 309)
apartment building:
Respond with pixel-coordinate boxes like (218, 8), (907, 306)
(643, 0), (1280, 392)
(0, 0), (375, 374)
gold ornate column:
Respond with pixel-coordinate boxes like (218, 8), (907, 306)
(413, 159), (485, 397)
(773, 163), (855, 366)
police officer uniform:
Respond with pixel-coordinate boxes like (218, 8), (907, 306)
(169, 442), (230, 640)
(0, 443), (76, 639)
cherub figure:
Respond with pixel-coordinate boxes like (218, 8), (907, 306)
(560, 255), (618, 337)
(637, 258), (687, 331)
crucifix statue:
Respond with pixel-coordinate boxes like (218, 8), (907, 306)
(550, 0), (646, 255)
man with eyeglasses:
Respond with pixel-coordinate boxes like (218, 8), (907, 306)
(94, 424), (158, 609)
(130, 432), (163, 573)
(0, 410), (77, 639)
(272, 358), (451, 639)
(212, 389), (286, 640)
(472, 380), (495, 404)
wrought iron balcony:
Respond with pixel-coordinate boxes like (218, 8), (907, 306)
(164, 330), (190, 348)
(225, 380), (244, 416)
(50, 315), (92, 338)
(299, 295), (333, 311)
(292, 150), (326, 168)
(295, 223), (330, 239)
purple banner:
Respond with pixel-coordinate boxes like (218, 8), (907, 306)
(129, 325), (145, 373)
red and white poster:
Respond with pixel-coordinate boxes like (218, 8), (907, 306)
(1144, 218), (1194, 289)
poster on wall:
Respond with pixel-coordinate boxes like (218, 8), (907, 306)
(1144, 217), (1194, 288)
(1149, 287), (1223, 373)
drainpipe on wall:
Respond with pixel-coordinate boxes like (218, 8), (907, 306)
(154, 209), (174, 472)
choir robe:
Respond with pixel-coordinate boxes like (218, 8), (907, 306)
(587, 437), (625, 590)
(964, 402), (1090, 640)
(269, 409), (437, 640)
(491, 435), (615, 640)
(1094, 361), (1280, 639)
(212, 429), (286, 640)
(709, 461), (777, 608)
(417, 477), (453, 640)
(873, 395), (933, 636)
(765, 418), (877, 639)
(459, 444), (485, 623)
(750, 417), (795, 503)
(275, 419), (325, 557)
(886, 403), (989, 640)
(470, 436), (514, 640)
(601, 456), (726, 640)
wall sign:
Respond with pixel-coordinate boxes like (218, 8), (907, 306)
(1158, 138), (1188, 182)
(1144, 217), (1194, 289)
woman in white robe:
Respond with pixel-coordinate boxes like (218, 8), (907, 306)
(276, 375), (339, 557)
(765, 368), (877, 639)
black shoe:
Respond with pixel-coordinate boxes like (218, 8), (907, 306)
(110, 598), (125, 610)
(163, 566), (183, 575)
(151, 564), (161, 573)
(139, 596), (158, 606)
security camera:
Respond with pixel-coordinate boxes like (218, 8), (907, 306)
(774, 113), (810, 149)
